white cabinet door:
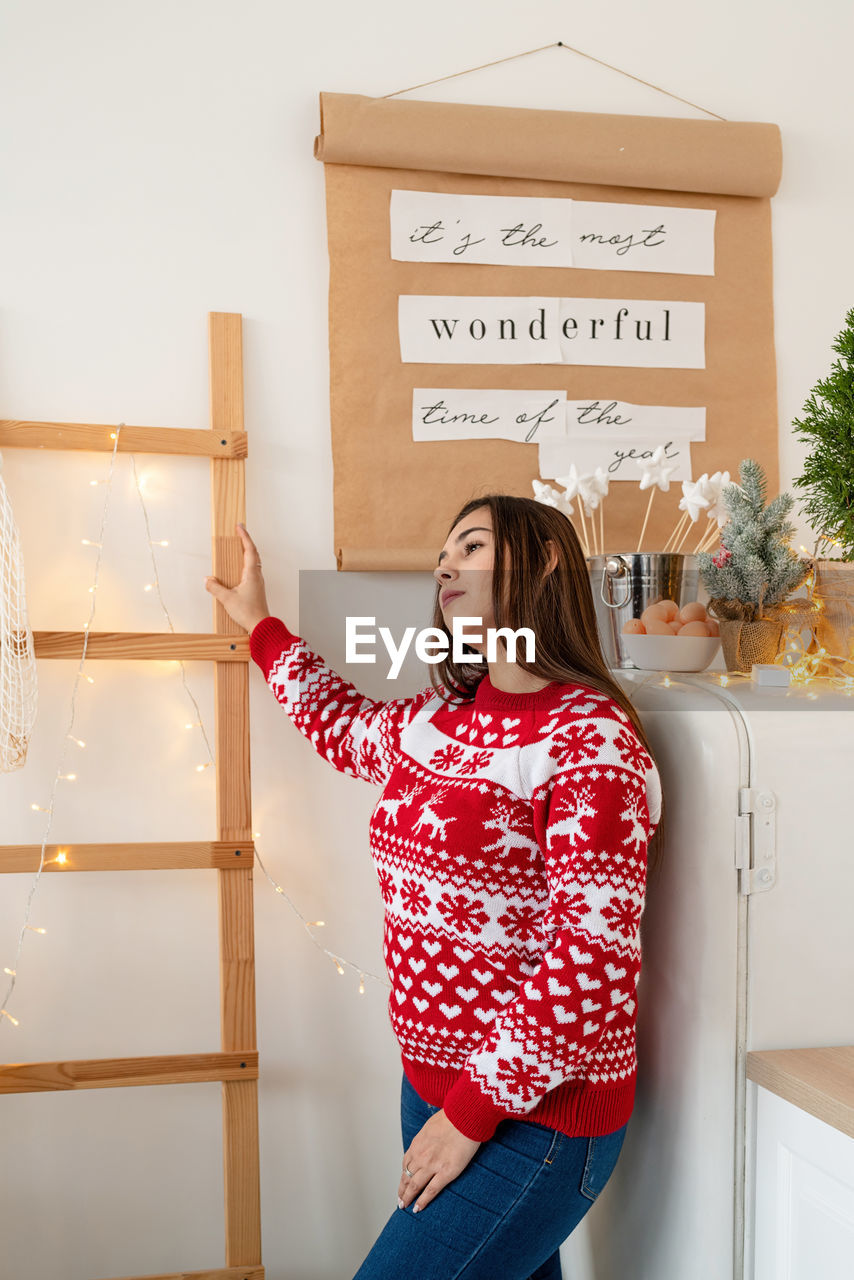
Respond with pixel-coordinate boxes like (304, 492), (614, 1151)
(752, 1084), (854, 1279)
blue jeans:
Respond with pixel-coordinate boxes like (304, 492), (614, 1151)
(352, 1071), (629, 1280)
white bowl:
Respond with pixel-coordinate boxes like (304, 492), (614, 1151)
(620, 633), (721, 672)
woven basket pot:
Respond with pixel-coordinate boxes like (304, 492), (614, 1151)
(718, 617), (784, 674)
(812, 559), (854, 675)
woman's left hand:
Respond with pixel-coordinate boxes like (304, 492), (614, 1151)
(398, 1110), (482, 1213)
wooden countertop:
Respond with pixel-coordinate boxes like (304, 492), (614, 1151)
(747, 1046), (854, 1140)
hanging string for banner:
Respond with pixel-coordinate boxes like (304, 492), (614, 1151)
(382, 39), (727, 123)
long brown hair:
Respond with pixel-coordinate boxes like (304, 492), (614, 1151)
(429, 492), (666, 880)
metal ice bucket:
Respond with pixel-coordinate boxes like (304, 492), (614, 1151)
(587, 552), (700, 670)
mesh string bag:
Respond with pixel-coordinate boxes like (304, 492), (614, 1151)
(0, 451), (38, 771)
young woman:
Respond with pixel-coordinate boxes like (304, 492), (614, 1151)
(205, 494), (664, 1280)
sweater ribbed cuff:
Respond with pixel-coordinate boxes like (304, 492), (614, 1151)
(440, 1071), (507, 1143)
(248, 616), (299, 677)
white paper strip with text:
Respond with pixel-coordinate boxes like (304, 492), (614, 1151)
(399, 296), (705, 368)
(571, 201), (716, 275)
(391, 190), (574, 267)
(539, 436), (693, 483)
(412, 389), (568, 443)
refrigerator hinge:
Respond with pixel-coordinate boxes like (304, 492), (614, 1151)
(735, 787), (777, 895)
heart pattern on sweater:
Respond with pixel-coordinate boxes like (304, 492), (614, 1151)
(264, 610), (651, 1134)
(554, 1006), (577, 1024)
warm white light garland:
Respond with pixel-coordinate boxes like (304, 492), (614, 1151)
(1, 424), (125, 1028)
(2, 429), (387, 1033)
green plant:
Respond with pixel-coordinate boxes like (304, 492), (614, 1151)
(791, 306), (854, 562)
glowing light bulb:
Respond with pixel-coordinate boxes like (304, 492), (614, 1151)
(335, 962), (345, 975)
(85, 675), (94, 684)
(143, 584), (154, 592)
(55, 852), (68, 865)
(81, 539), (102, 548)
(31, 803), (48, 812)
(0, 1010), (20, 1026)
(150, 540), (169, 547)
(308, 920), (326, 928)
(4, 967), (16, 976)
(110, 432), (116, 440)
(68, 736), (86, 748)
(358, 975), (366, 995)
(26, 926), (46, 935)
(59, 773), (76, 781)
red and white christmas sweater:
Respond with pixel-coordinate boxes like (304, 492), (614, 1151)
(250, 615), (662, 1144)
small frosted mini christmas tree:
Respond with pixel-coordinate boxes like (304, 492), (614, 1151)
(698, 458), (810, 620)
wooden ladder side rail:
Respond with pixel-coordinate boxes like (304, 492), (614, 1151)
(208, 312), (262, 1273)
(0, 312), (265, 1279)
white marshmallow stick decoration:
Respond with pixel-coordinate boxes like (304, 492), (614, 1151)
(676, 471), (732, 550)
(690, 471), (732, 553)
(531, 480), (587, 554)
(552, 465), (593, 557)
(578, 467), (610, 557)
(635, 446), (678, 553)
(663, 475), (712, 552)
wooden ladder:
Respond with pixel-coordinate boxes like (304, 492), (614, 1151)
(0, 311), (265, 1280)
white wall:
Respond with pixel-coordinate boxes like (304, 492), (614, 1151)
(1, 1), (852, 1276)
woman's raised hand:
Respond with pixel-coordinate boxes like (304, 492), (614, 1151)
(204, 523), (271, 636)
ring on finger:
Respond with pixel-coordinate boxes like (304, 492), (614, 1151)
(404, 1164), (414, 1178)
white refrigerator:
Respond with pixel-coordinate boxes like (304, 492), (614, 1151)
(558, 670), (854, 1280)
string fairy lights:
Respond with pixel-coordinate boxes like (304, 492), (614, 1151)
(1, 423), (126, 1030)
(1, 426), (387, 1033)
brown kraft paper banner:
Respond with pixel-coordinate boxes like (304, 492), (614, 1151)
(315, 92), (783, 572)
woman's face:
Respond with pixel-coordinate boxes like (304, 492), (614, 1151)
(433, 506), (508, 653)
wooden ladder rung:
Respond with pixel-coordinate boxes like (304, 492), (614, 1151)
(23, 631), (250, 661)
(0, 1051), (259, 1094)
(0, 420), (248, 458)
(0, 842), (255, 873)
(92, 1266), (264, 1280)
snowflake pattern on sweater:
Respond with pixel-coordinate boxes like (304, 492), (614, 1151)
(249, 616), (662, 1143)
